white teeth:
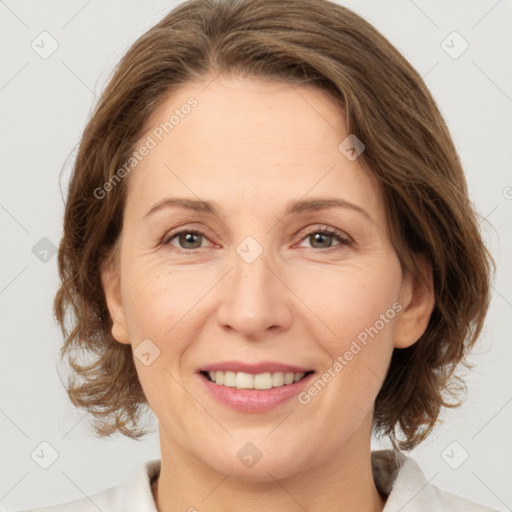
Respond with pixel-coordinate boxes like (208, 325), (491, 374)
(236, 372), (254, 389)
(224, 371), (236, 387)
(272, 372), (284, 387)
(254, 372), (272, 390)
(206, 370), (309, 389)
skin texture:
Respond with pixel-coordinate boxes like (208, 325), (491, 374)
(101, 76), (434, 512)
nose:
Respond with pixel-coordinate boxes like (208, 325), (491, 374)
(215, 242), (293, 341)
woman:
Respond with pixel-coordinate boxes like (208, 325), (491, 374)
(15, 0), (497, 510)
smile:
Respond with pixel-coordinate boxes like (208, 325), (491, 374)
(198, 367), (316, 412)
(201, 370), (314, 389)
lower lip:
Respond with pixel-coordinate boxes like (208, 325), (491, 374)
(198, 372), (315, 412)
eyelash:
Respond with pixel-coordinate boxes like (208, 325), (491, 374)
(160, 225), (352, 254)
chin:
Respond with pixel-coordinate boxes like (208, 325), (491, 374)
(218, 458), (302, 482)
(199, 439), (310, 482)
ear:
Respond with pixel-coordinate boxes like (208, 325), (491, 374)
(393, 252), (435, 349)
(100, 251), (131, 345)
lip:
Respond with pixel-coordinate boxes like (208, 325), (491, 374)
(198, 370), (316, 413)
(199, 361), (313, 374)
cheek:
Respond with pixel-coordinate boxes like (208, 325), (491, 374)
(121, 256), (219, 360)
(294, 257), (402, 415)
(296, 258), (402, 348)
(121, 260), (201, 414)
(121, 257), (184, 334)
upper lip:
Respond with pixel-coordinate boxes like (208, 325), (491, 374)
(199, 361), (314, 374)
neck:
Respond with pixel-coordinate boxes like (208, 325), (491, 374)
(152, 422), (387, 512)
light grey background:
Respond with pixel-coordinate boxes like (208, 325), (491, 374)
(1, 0), (511, 510)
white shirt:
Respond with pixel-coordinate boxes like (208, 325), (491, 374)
(7, 450), (498, 511)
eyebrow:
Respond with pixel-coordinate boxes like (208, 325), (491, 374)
(144, 197), (373, 223)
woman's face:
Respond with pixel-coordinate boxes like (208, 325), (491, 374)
(102, 76), (432, 479)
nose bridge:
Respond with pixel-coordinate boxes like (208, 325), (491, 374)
(234, 234), (273, 292)
(216, 233), (292, 337)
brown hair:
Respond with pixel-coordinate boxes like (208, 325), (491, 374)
(54, 0), (494, 450)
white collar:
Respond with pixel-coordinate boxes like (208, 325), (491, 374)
(119, 449), (496, 511)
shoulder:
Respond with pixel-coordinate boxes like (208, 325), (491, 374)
(3, 459), (161, 512)
(5, 484), (123, 512)
(415, 482), (498, 511)
(371, 450), (498, 512)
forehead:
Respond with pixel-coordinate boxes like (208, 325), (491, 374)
(125, 76), (385, 223)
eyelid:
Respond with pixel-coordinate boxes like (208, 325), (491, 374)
(297, 224), (352, 244)
(160, 227), (214, 248)
(160, 223), (353, 251)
